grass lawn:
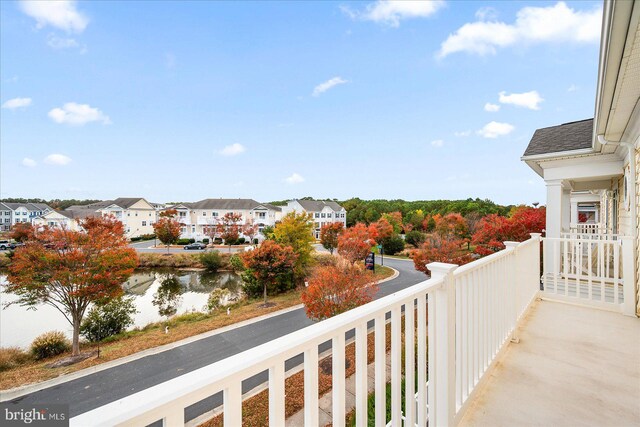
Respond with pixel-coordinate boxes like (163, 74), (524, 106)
(0, 266), (396, 391)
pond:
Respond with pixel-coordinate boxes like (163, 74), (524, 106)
(0, 269), (243, 349)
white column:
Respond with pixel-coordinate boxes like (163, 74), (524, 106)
(570, 201), (579, 227)
(545, 179), (568, 238)
(561, 188), (571, 233)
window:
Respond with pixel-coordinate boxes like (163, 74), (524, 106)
(179, 212), (187, 217)
(315, 213), (320, 218)
(142, 221), (147, 226)
(321, 213), (326, 218)
(212, 212), (218, 217)
(203, 212), (207, 216)
(258, 212), (266, 219)
(4, 219), (9, 223)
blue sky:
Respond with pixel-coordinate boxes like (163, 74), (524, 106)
(1, 1), (603, 205)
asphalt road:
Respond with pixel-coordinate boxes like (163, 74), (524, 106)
(7, 256), (426, 423)
(129, 240), (245, 254)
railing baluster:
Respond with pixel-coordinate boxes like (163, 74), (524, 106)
(375, 314), (386, 427)
(564, 240), (569, 296)
(456, 279), (462, 409)
(333, 332), (346, 427)
(405, 300), (415, 427)
(269, 363), (285, 427)
(224, 382), (242, 427)
(304, 347), (319, 426)
(600, 240), (605, 301)
(587, 241), (593, 300)
(391, 306), (402, 427)
(613, 242), (620, 305)
(417, 296), (427, 427)
(355, 324), (368, 427)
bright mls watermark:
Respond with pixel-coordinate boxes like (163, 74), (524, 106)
(1, 404), (68, 426)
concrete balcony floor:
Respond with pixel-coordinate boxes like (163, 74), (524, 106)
(459, 299), (640, 426)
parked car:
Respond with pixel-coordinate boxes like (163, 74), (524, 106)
(0, 240), (13, 250)
(184, 242), (207, 250)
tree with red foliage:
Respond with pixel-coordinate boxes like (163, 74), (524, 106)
(435, 213), (468, 240)
(241, 240), (297, 305)
(301, 262), (377, 321)
(337, 223), (375, 264)
(10, 222), (33, 242)
(371, 217), (394, 240)
(471, 206), (545, 255)
(5, 216), (138, 355)
(242, 219), (260, 246)
(153, 209), (182, 253)
(320, 222), (343, 254)
(412, 235), (473, 276)
(217, 212), (243, 251)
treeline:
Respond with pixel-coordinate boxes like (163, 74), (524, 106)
(0, 198), (102, 210)
(340, 198), (513, 227)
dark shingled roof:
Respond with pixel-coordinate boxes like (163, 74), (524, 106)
(295, 200), (344, 212)
(189, 199), (261, 210)
(523, 118), (593, 157)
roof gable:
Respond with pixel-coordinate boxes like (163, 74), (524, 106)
(523, 119), (594, 157)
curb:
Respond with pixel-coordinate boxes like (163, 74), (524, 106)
(0, 304), (304, 402)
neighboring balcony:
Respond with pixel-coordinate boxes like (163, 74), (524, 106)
(69, 233), (639, 427)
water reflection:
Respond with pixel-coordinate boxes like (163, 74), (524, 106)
(1, 269), (243, 348)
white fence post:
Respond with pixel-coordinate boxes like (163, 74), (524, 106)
(620, 236), (637, 317)
(504, 241), (520, 341)
(427, 262), (458, 427)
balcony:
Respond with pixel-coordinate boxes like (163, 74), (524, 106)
(69, 233), (638, 426)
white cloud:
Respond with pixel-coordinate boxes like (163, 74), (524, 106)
(2, 97), (32, 110)
(498, 90), (543, 110)
(438, 2), (602, 58)
(477, 121), (514, 138)
(567, 84), (578, 92)
(312, 77), (348, 97)
(220, 143), (246, 156)
(22, 158), (37, 167)
(484, 102), (500, 112)
(284, 173), (305, 184)
(431, 139), (444, 147)
(475, 7), (498, 21)
(19, 0), (89, 33)
(48, 103), (111, 125)
(46, 34), (79, 49)
(342, 0), (444, 27)
(44, 154), (72, 166)
(454, 130), (471, 137)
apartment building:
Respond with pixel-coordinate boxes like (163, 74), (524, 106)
(66, 197), (157, 238)
(284, 199), (347, 238)
(0, 202), (52, 231)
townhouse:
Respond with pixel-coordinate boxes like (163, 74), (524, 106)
(283, 199), (347, 238)
(0, 202), (53, 231)
(66, 197), (157, 238)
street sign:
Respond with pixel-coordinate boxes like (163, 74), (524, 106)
(365, 252), (375, 271)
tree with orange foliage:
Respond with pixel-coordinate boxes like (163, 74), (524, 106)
(337, 223), (375, 264)
(9, 222), (33, 242)
(435, 213), (468, 240)
(153, 209), (182, 253)
(320, 222), (343, 254)
(412, 235), (473, 276)
(6, 216), (138, 355)
(371, 217), (394, 240)
(301, 262), (377, 321)
(241, 240), (297, 305)
(381, 211), (403, 234)
(217, 212), (243, 251)
(471, 206), (545, 255)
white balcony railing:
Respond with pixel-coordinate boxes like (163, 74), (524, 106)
(70, 235), (542, 427)
(543, 235), (635, 316)
(569, 222), (604, 234)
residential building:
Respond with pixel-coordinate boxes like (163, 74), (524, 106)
(67, 198), (157, 239)
(173, 199), (283, 240)
(284, 199), (347, 238)
(33, 209), (97, 232)
(0, 202), (52, 231)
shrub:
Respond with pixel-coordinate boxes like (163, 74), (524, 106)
(0, 347), (32, 372)
(189, 238), (196, 244)
(313, 253), (339, 267)
(405, 230), (426, 248)
(129, 236), (143, 242)
(31, 331), (71, 360)
(202, 238), (210, 244)
(214, 238), (223, 245)
(253, 238), (259, 245)
(241, 269), (262, 298)
(237, 237), (246, 244)
(200, 250), (223, 272)
(0, 253), (10, 268)
(229, 254), (245, 272)
(80, 297), (138, 342)
(381, 234), (405, 255)
(206, 288), (231, 312)
(139, 233), (156, 240)
(176, 238), (191, 245)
